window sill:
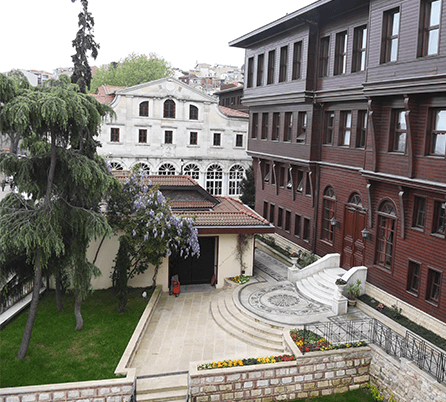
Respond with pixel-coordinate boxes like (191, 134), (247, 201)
(187, 144), (200, 148)
(374, 264), (393, 275)
(108, 142), (122, 145)
(406, 290), (419, 299)
(430, 232), (445, 240)
(425, 299), (439, 308)
(320, 239), (334, 247)
(387, 151), (407, 156)
(410, 226), (425, 234)
(425, 154), (446, 160)
(136, 143), (150, 146)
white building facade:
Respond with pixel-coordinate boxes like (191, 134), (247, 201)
(97, 77), (251, 197)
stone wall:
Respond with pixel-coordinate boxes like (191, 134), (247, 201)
(369, 344), (446, 402)
(0, 373), (135, 402)
(189, 347), (371, 402)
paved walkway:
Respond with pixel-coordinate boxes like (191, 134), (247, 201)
(130, 248), (368, 376)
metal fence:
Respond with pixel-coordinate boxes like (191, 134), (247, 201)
(301, 318), (446, 384)
(0, 275), (34, 314)
(126, 379), (137, 402)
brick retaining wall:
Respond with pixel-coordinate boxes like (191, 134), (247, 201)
(189, 347), (371, 402)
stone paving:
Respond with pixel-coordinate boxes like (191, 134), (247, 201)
(130, 248), (367, 376)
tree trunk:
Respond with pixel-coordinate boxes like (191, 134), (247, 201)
(74, 293), (83, 331)
(17, 264), (42, 360)
(55, 272), (64, 312)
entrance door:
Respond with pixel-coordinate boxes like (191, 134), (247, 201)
(169, 237), (216, 285)
(342, 204), (366, 269)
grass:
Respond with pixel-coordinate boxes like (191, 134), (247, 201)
(0, 287), (153, 388)
(287, 387), (376, 401)
(359, 294), (446, 351)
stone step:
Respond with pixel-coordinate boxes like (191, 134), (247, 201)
(137, 374), (187, 402)
(210, 299), (284, 352)
(223, 296), (283, 337)
(297, 278), (332, 305)
(218, 298), (283, 345)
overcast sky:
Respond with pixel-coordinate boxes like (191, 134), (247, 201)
(1, 0), (316, 74)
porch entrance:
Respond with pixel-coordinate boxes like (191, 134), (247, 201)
(169, 237), (217, 285)
(341, 194), (366, 269)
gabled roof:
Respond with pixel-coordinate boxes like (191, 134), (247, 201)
(218, 105), (249, 118)
(112, 172), (273, 233)
(90, 85), (125, 105)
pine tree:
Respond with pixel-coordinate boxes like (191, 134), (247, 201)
(0, 73), (115, 358)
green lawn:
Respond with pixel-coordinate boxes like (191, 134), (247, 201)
(0, 287), (153, 388)
(289, 387), (376, 401)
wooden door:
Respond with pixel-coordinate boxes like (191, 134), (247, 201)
(342, 206), (366, 269)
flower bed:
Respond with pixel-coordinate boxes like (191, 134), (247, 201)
(290, 329), (367, 353)
(196, 354), (295, 370)
(229, 275), (250, 284)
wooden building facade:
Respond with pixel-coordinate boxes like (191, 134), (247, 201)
(230, 0), (446, 324)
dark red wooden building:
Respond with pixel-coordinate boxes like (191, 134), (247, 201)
(230, 0), (446, 324)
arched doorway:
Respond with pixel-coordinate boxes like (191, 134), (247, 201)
(342, 193), (366, 269)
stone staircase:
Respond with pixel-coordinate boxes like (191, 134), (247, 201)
(136, 373), (187, 402)
(210, 289), (285, 353)
(295, 267), (347, 306)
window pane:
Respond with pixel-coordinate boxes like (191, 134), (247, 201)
(397, 111), (407, 129)
(428, 29), (439, 55)
(433, 134), (446, 154)
(430, 0), (441, 26)
(392, 12), (400, 35)
(435, 110), (446, 130)
(390, 38), (399, 61)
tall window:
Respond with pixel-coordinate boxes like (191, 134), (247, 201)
(430, 109), (446, 155)
(263, 202), (268, 219)
(334, 31), (347, 75)
(305, 172), (311, 195)
(319, 36), (330, 77)
(257, 54), (264, 86)
(261, 113), (269, 139)
(247, 57), (254, 88)
(184, 164), (200, 180)
(138, 129), (147, 143)
(381, 8), (400, 63)
(322, 187), (336, 242)
(158, 163), (175, 175)
(426, 268), (442, 304)
(189, 105), (198, 120)
(407, 261), (421, 296)
(189, 131), (198, 145)
(206, 164), (223, 195)
(418, 0), (441, 57)
(279, 45), (288, 82)
(296, 170), (304, 193)
(279, 166), (285, 187)
(267, 49), (276, 84)
(269, 204), (275, 224)
(110, 128), (120, 142)
(284, 112), (293, 142)
(376, 201), (396, 269)
(139, 101), (149, 117)
(391, 110), (407, 152)
(432, 201), (445, 235)
(213, 132), (221, 146)
(277, 207), (284, 228)
(235, 134), (243, 147)
(229, 165), (244, 196)
(292, 41), (302, 80)
(297, 112), (307, 143)
(285, 210), (291, 232)
(164, 130), (173, 144)
(324, 111), (334, 144)
(352, 25), (367, 72)
(272, 112), (280, 141)
(252, 113), (259, 138)
(412, 196), (427, 229)
(163, 99), (176, 118)
(294, 214), (301, 237)
(303, 218), (310, 242)
(339, 111), (352, 146)
(356, 110), (367, 148)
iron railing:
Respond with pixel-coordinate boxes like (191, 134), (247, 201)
(0, 275), (34, 314)
(300, 318), (445, 384)
(126, 378), (136, 402)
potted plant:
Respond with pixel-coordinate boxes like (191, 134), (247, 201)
(347, 279), (362, 307)
(334, 278), (347, 299)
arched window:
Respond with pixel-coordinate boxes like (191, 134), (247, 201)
(109, 161), (124, 171)
(376, 201), (396, 270)
(133, 162), (150, 173)
(139, 101), (149, 117)
(163, 99), (176, 118)
(206, 164), (223, 195)
(348, 192), (363, 207)
(184, 164), (200, 180)
(158, 163), (175, 175)
(189, 105), (198, 120)
(229, 165), (245, 196)
(321, 186), (335, 242)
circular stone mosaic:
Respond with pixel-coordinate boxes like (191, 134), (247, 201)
(247, 283), (331, 317)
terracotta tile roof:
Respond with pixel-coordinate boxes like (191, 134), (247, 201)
(145, 175), (198, 187)
(180, 211), (270, 227)
(90, 85), (125, 105)
(90, 93), (115, 105)
(218, 105), (249, 118)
